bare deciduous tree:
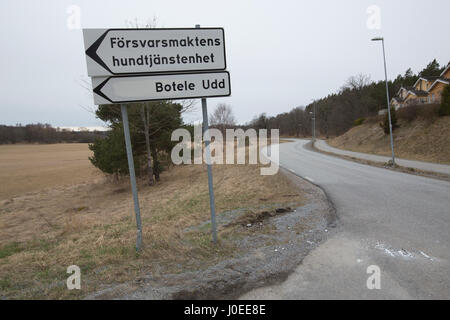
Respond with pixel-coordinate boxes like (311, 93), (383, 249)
(209, 104), (236, 133)
(342, 73), (372, 91)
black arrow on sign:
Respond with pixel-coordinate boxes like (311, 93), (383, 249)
(93, 77), (114, 103)
(85, 30), (114, 74)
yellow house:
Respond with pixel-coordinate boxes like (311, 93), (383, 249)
(412, 76), (439, 92)
(390, 86), (413, 109)
(440, 64), (450, 78)
(428, 82), (449, 103)
(403, 89), (428, 105)
(426, 65), (450, 103)
(395, 64), (450, 106)
(397, 87), (412, 100)
(390, 97), (401, 110)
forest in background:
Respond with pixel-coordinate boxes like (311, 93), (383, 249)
(4, 59), (448, 144)
(245, 59), (449, 137)
(0, 123), (106, 144)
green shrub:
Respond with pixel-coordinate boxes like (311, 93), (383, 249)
(353, 118), (365, 126)
(88, 126), (142, 177)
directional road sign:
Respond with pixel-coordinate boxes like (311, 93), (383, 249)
(83, 28), (226, 76)
(91, 71), (231, 105)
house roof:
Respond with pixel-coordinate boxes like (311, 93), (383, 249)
(407, 89), (429, 97)
(428, 78), (450, 91)
(413, 76), (440, 89)
(440, 64), (450, 77)
(396, 86), (413, 96)
(422, 76), (440, 81)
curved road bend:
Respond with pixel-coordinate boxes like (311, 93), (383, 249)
(242, 139), (450, 299)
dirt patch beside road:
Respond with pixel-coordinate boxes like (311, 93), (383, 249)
(86, 169), (337, 300)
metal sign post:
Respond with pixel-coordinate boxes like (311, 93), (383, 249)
(197, 24), (218, 244)
(201, 98), (218, 244)
(121, 104), (143, 251)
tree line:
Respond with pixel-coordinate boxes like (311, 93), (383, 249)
(0, 123), (106, 144)
(3, 60), (447, 185)
(244, 59), (449, 137)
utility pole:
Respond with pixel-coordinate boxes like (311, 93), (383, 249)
(372, 37), (395, 165)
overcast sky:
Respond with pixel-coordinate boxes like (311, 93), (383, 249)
(1, 0), (449, 127)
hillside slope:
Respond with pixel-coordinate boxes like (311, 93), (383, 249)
(328, 116), (450, 165)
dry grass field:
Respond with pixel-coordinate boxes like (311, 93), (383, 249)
(0, 144), (101, 200)
(0, 143), (303, 299)
(328, 116), (450, 164)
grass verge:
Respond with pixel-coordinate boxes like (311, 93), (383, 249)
(0, 146), (303, 299)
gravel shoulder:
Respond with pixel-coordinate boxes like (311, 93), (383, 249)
(86, 169), (337, 300)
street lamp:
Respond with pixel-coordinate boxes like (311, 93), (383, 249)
(309, 108), (315, 143)
(371, 37), (395, 165)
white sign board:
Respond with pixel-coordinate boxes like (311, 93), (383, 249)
(92, 71), (231, 105)
(83, 28), (226, 76)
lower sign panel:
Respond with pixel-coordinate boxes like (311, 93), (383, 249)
(92, 71), (230, 105)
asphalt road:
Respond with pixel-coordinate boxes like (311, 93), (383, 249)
(241, 139), (450, 299)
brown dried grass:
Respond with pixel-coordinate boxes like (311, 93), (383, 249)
(0, 143), (303, 299)
(328, 115), (450, 164)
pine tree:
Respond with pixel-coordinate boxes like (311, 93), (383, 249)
(419, 59), (441, 77)
(89, 102), (183, 181)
